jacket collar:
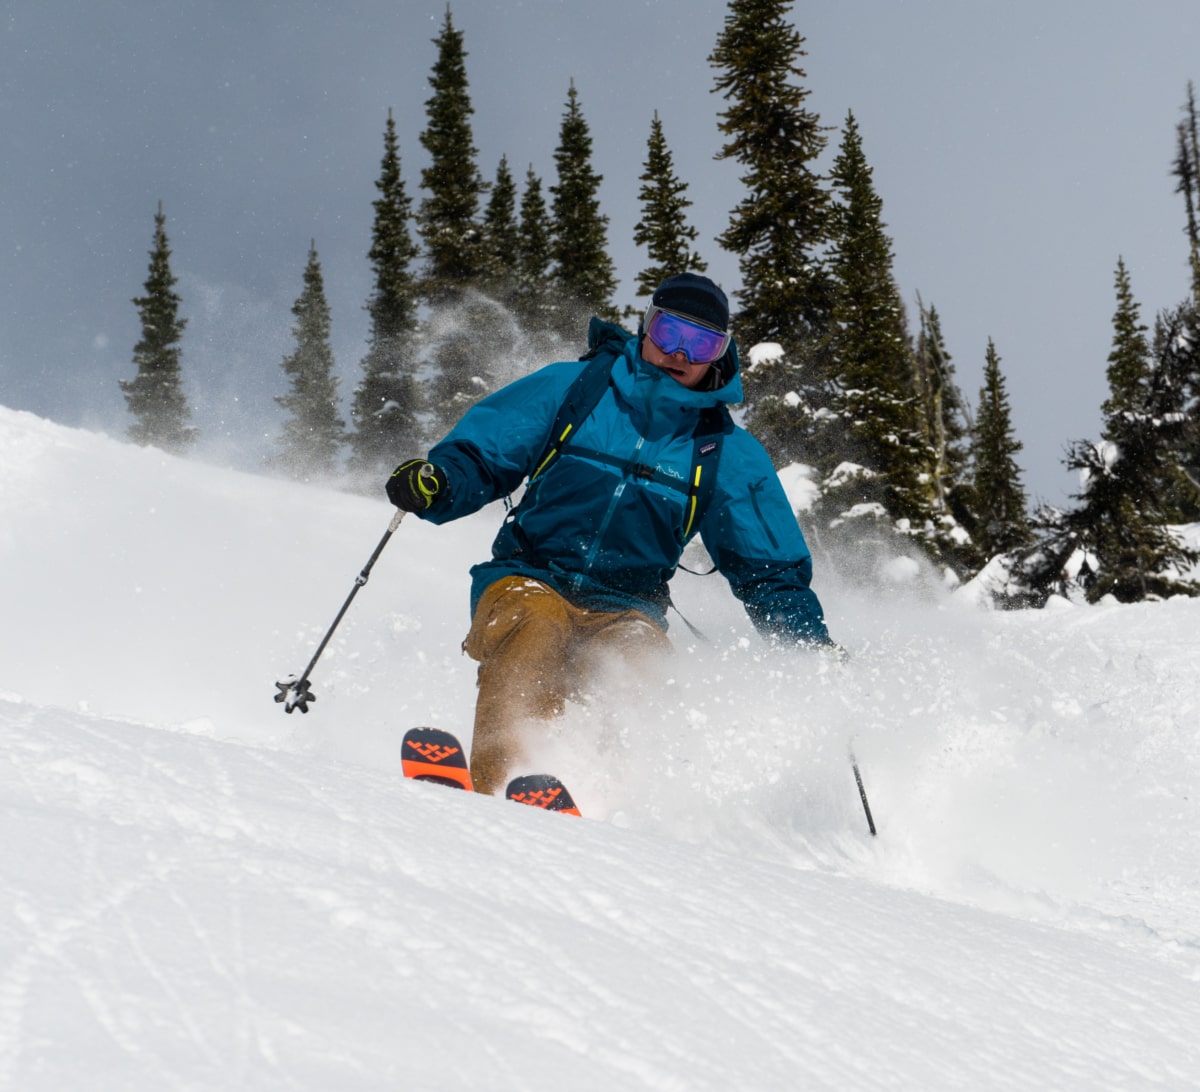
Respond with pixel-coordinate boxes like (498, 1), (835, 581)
(619, 332), (743, 411)
(585, 318), (743, 415)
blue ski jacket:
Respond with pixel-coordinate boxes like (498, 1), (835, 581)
(420, 323), (831, 645)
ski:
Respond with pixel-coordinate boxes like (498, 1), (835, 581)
(401, 727), (473, 792)
(505, 773), (581, 816)
(401, 728), (580, 816)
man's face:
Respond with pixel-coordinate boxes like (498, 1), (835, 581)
(641, 336), (714, 389)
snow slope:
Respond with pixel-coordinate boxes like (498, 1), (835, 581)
(2, 405), (1199, 1089)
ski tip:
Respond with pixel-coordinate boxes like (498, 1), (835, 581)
(402, 727), (473, 792)
(505, 773), (581, 816)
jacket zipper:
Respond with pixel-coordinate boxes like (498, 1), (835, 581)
(572, 435), (645, 591)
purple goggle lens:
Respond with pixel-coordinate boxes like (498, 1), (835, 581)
(644, 306), (730, 365)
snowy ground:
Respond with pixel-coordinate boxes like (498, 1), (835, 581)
(1, 404), (1198, 1089)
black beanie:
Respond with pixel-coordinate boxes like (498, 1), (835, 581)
(651, 273), (729, 332)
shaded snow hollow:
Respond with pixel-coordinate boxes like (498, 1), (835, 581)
(1, 405), (1198, 1089)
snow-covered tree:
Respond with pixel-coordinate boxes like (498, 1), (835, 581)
(917, 304), (973, 511)
(914, 300), (981, 574)
(1063, 266), (1198, 601)
(1148, 300), (1200, 522)
(818, 111), (930, 530)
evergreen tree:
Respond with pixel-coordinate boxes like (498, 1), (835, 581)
(709, 0), (831, 358)
(1101, 264), (1198, 522)
(997, 291), (1200, 609)
(466, 154), (525, 394)
(1062, 265), (1198, 601)
(730, 342), (815, 467)
(969, 505), (1082, 611)
(512, 166), (557, 345)
(349, 110), (422, 478)
(549, 81), (617, 337)
(1154, 300), (1200, 520)
(916, 300), (973, 517)
(1172, 82), (1200, 302)
(818, 112), (930, 530)
(417, 5), (487, 303)
(915, 300), (980, 573)
(417, 8), (498, 435)
(1165, 85), (1200, 515)
(121, 202), (194, 452)
(480, 155), (520, 304)
(424, 296), (500, 436)
(1064, 439), (1197, 602)
(632, 111), (706, 301)
(1101, 257), (1151, 422)
(972, 339), (1031, 558)
(272, 242), (344, 479)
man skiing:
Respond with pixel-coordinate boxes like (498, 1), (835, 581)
(387, 273), (836, 795)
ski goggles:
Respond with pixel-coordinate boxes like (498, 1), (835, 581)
(643, 305), (731, 365)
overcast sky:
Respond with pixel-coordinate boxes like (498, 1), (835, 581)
(4, 0), (1199, 504)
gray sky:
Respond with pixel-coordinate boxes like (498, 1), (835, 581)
(3, 0), (1199, 505)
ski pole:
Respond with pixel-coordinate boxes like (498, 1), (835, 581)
(850, 752), (876, 836)
(274, 506), (407, 713)
(829, 649), (877, 837)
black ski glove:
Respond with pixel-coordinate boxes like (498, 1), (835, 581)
(386, 458), (448, 512)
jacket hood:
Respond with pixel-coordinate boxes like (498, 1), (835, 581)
(585, 317), (744, 417)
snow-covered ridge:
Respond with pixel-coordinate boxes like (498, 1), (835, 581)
(2, 405), (1198, 1088)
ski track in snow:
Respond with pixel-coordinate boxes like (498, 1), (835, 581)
(2, 406), (1200, 1089)
(2, 698), (1199, 1089)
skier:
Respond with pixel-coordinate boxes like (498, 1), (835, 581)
(387, 273), (837, 795)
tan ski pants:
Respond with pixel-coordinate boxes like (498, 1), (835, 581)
(462, 575), (670, 795)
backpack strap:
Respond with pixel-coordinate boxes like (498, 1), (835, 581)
(683, 405), (731, 539)
(530, 318), (627, 482)
(531, 350), (615, 481)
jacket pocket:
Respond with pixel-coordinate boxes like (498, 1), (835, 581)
(748, 480), (781, 550)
